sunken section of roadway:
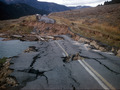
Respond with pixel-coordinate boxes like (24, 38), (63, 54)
(9, 35), (120, 89)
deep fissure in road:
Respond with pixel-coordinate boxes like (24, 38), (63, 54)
(30, 53), (40, 67)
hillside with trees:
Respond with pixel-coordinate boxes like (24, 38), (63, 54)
(0, 0), (70, 12)
(104, 0), (120, 5)
(0, 1), (48, 20)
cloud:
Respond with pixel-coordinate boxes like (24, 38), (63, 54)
(38, 0), (111, 6)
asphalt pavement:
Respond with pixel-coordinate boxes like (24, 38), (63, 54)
(9, 35), (120, 90)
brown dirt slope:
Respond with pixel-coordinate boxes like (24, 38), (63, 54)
(0, 15), (75, 40)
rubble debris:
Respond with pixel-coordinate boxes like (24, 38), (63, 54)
(0, 58), (18, 89)
(24, 46), (37, 53)
(63, 53), (84, 63)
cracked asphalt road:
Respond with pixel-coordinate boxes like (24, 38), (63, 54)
(9, 35), (120, 89)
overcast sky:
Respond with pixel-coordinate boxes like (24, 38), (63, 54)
(38, 0), (111, 6)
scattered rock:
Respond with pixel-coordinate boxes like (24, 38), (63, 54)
(35, 14), (41, 21)
(63, 53), (84, 63)
(11, 35), (23, 38)
(53, 36), (64, 40)
(0, 34), (5, 36)
(111, 47), (115, 52)
(45, 27), (50, 31)
(20, 36), (38, 41)
(90, 41), (99, 49)
(24, 46), (37, 53)
(42, 36), (54, 39)
(72, 53), (84, 60)
(2, 38), (12, 41)
(79, 37), (90, 43)
(0, 58), (17, 89)
(63, 56), (71, 63)
(6, 77), (18, 87)
(98, 47), (106, 51)
(31, 32), (36, 35)
(117, 50), (120, 57)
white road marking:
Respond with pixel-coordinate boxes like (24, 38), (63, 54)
(36, 35), (44, 41)
(62, 53), (66, 57)
(84, 44), (88, 51)
(78, 60), (109, 89)
(55, 40), (115, 89)
(55, 41), (68, 57)
(82, 60), (115, 90)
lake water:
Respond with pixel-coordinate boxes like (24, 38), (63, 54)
(0, 38), (37, 58)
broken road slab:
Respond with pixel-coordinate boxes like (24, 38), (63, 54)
(9, 52), (39, 71)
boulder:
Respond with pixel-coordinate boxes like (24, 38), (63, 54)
(79, 37), (90, 43)
(24, 46), (37, 53)
(39, 15), (55, 24)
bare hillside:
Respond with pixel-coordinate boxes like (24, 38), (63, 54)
(49, 4), (120, 48)
(50, 4), (120, 26)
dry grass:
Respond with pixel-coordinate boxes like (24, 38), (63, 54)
(70, 23), (120, 47)
(0, 15), (36, 35)
(49, 16), (71, 25)
(72, 20), (120, 47)
(49, 4), (120, 48)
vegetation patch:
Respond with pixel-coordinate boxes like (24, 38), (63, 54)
(0, 57), (7, 67)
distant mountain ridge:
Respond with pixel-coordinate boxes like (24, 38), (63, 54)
(0, 0), (90, 12)
(0, 0), (91, 20)
(0, 1), (49, 20)
(69, 6), (91, 10)
(0, 0), (70, 12)
(0, 0), (37, 4)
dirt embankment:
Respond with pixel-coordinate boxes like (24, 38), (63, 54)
(0, 58), (17, 89)
(0, 14), (120, 56)
(0, 15), (120, 56)
(0, 17), (77, 41)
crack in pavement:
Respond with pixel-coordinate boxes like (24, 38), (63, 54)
(62, 53), (84, 63)
(60, 40), (68, 52)
(62, 56), (71, 63)
(95, 51), (115, 60)
(92, 59), (120, 75)
(42, 75), (49, 86)
(79, 51), (105, 60)
(17, 68), (52, 87)
(30, 53), (40, 67)
(72, 85), (76, 90)
(8, 35), (120, 89)
(83, 55), (120, 75)
(63, 64), (80, 87)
